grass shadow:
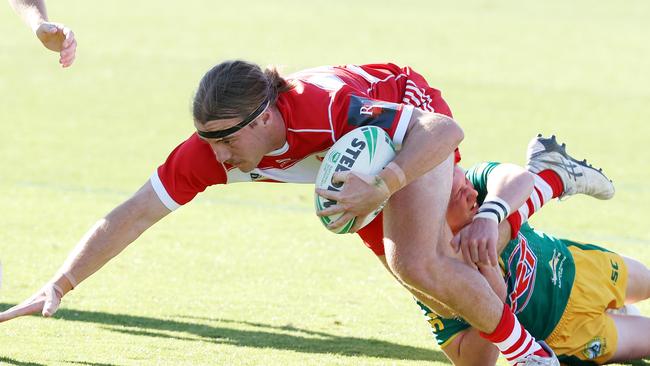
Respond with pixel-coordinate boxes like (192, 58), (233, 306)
(0, 357), (47, 366)
(0, 303), (449, 363)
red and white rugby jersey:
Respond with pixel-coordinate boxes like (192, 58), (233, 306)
(151, 63), (452, 211)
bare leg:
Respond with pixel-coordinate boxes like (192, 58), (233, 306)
(376, 254), (457, 318)
(609, 314), (650, 362)
(444, 329), (500, 366)
(622, 256), (650, 304)
(382, 155), (503, 333)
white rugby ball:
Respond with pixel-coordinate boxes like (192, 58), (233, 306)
(315, 126), (397, 234)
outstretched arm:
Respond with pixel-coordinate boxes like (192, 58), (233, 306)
(0, 181), (170, 321)
(8, 0), (76, 67)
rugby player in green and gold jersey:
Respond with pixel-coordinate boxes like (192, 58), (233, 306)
(421, 155), (650, 365)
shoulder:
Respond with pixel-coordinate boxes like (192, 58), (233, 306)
(154, 133), (227, 207)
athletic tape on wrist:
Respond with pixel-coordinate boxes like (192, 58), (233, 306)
(474, 196), (511, 224)
(385, 162), (406, 189)
(62, 272), (78, 289)
(51, 283), (65, 297)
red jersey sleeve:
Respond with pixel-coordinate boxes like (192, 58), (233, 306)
(151, 133), (227, 210)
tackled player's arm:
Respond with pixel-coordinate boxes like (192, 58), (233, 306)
(0, 181), (170, 322)
(487, 164), (534, 253)
(378, 109), (464, 194)
(457, 163), (534, 266)
(485, 163), (535, 219)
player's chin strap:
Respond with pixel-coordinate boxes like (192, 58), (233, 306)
(474, 196), (511, 224)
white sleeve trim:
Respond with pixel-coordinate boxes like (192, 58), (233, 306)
(150, 171), (181, 211)
(392, 105), (414, 150)
(327, 91), (337, 143)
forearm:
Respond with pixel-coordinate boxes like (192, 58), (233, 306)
(8, 0), (47, 30)
(485, 164), (534, 215)
(379, 110), (463, 193)
(51, 183), (169, 294)
(54, 211), (154, 291)
(483, 164), (534, 253)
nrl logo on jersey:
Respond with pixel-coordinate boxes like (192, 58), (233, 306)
(583, 337), (606, 359)
(505, 234), (538, 313)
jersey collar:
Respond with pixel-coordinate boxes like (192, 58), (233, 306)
(265, 141), (289, 156)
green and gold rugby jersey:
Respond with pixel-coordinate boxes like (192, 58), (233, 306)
(421, 162), (576, 347)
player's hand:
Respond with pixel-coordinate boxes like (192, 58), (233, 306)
(35, 22), (77, 67)
(315, 171), (390, 233)
(453, 217), (499, 266)
(0, 282), (64, 323)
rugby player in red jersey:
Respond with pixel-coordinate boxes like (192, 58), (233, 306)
(0, 61), (613, 365)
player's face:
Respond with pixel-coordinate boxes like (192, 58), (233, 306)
(446, 165), (479, 234)
(196, 115), (270, 172)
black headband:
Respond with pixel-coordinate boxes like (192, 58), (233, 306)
(196, 98), (270, 139)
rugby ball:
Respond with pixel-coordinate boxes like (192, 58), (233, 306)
(315, 126), (397, 234)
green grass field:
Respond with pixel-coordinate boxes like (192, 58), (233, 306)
(1, 0), (649, 365)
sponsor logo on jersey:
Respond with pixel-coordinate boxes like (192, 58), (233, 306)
(249, 172), (265, 181)
(549, 249), (566, 288)
(610, 259), (620, 284)
(505, 235), (538, 313)
(583, 337), (606, 359)
(347, 95), (398, 128)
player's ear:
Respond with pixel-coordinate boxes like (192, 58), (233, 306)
(260, 111), (271, 125)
